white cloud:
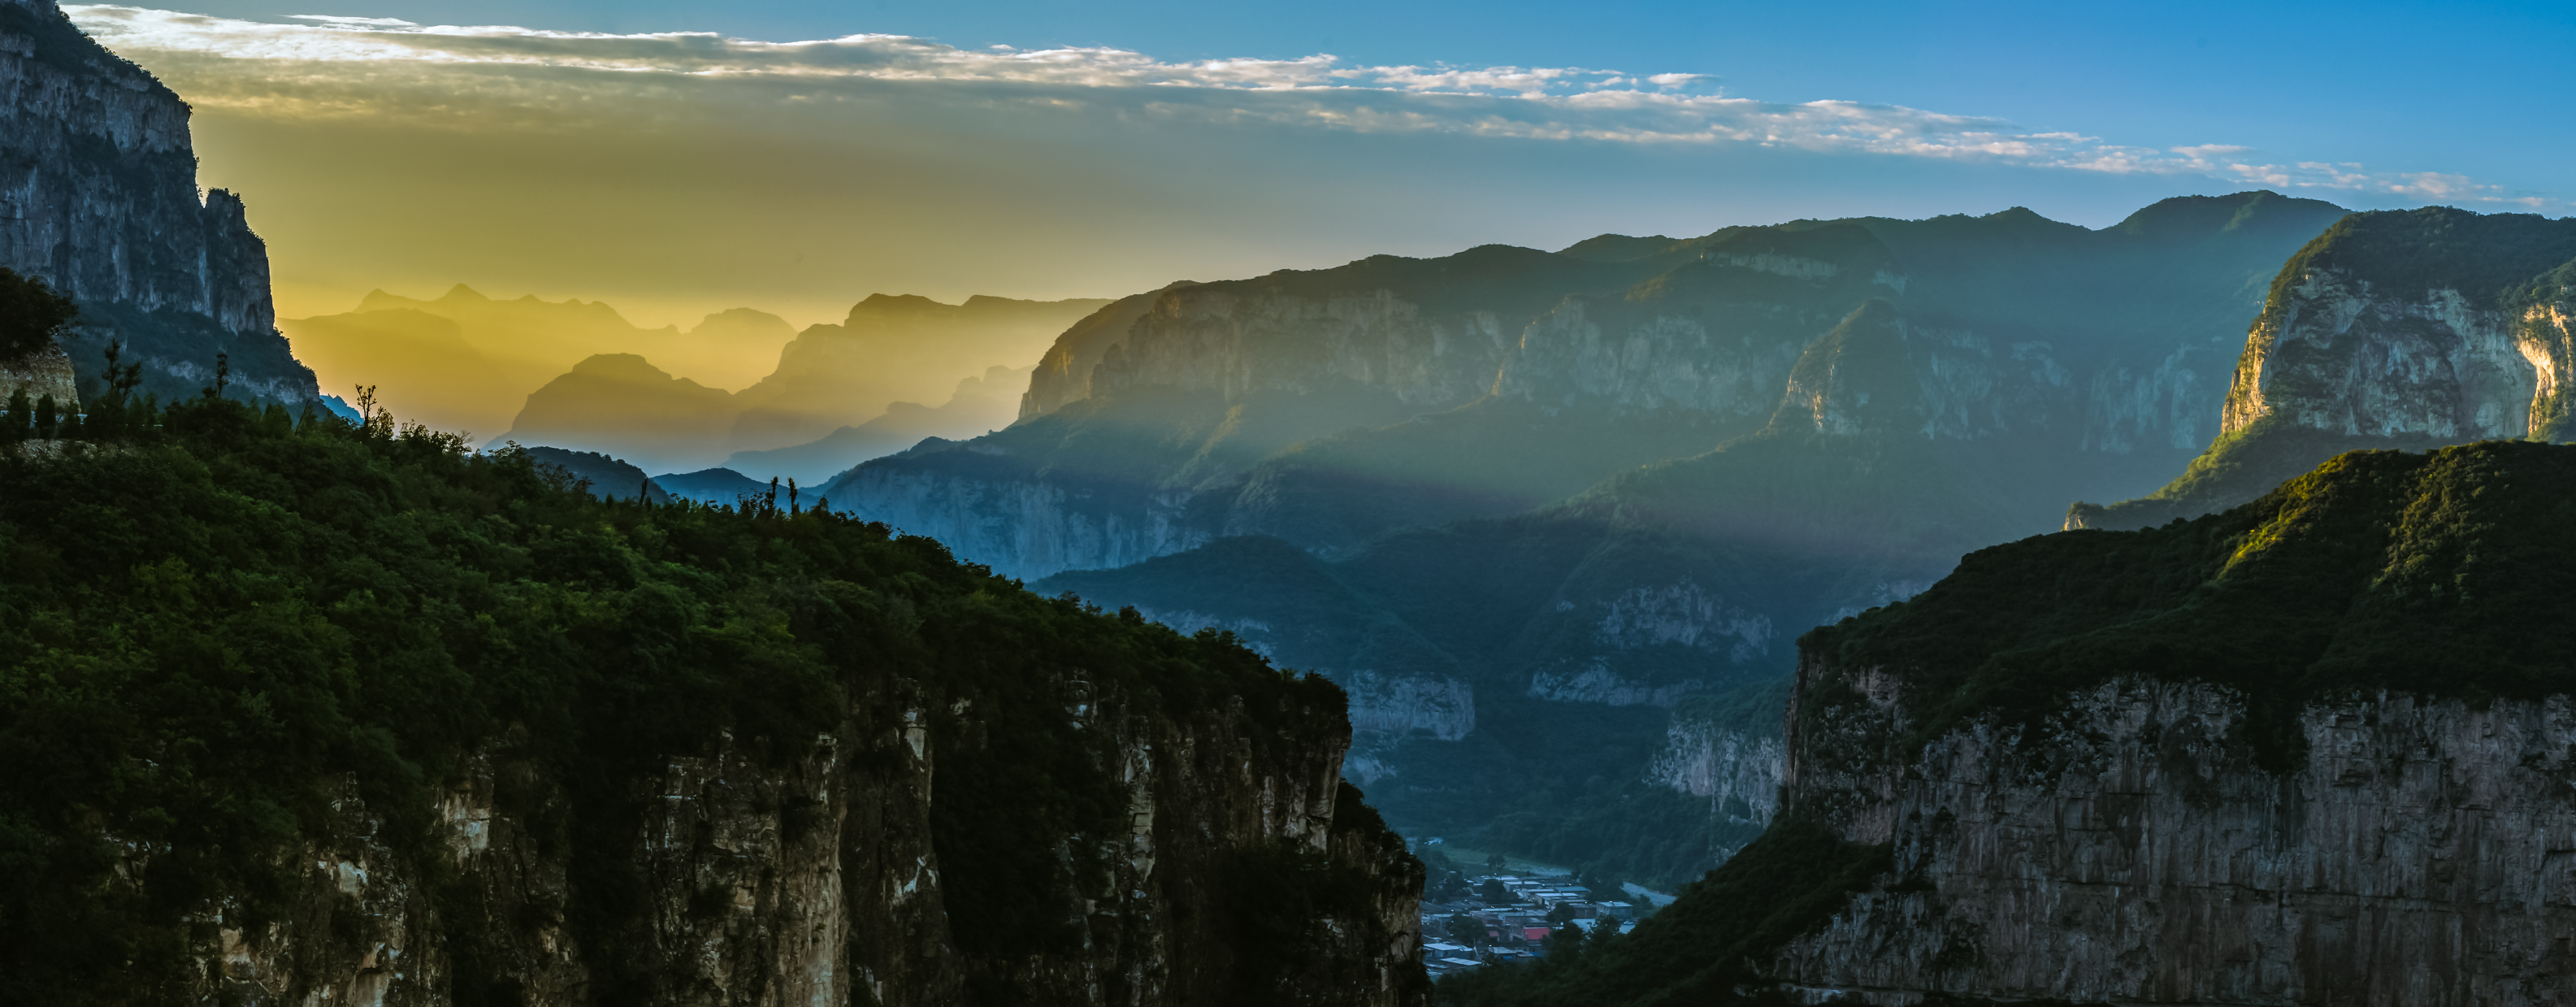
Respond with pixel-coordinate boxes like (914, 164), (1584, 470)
(62, 4), (2559, 209)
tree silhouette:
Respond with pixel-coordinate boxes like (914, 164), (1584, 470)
(0, 267), (78, 363)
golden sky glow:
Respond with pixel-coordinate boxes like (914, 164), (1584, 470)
(68, 5), (2331, 342)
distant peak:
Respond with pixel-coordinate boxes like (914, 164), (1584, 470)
(568, 352), (672, 379)
(440, 283), (488, 301)
(856, 293), (953, 308)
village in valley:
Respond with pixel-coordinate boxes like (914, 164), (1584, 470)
(1409, 843), (1664, 978)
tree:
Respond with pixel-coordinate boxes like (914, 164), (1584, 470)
(1424, 862), (1468, 903)
(0, 267), (77, 363)
(1578, 868), (1627, 904)
(1444, 912), (1485, 946)
(1542, 922), (1588, 961)
(1478, 878), (1515, 904)
(1485, 853), (1508, 872)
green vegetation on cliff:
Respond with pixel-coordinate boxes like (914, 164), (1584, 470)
(0, 394), (1399, 1005)
(2075, 206), (2576, 530)
(1820, 440), (2576, 768)
(1449, 440), (2576, 1005)
(0, 267), (76, 362)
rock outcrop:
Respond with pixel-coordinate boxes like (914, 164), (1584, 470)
(0, 0), (316, 402)
(1642, 678), (1789, 867)
(1777, 678), (2576, 1005)
(2071, 207), (2576, 530)
(0, 339), (76, 406)
(1767, 440), (2576, 1005)
(200, 680), (1424, 1007)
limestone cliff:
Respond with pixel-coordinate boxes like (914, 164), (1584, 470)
(0, 0), (316, 402)
(197, 678), (1424, 1007)
(1777, 678), (2576, 1005)
(2071, 207), (2576, 530)
(1436, 438), (2576, 1006)
(0, 339), (75, 406)
(1641, 678), (1789, 866)
(1774, 440), (2576, 1004)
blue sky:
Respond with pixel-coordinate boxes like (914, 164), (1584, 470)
(74, 1), (2573, 325)
(150, 0), (2576, 193)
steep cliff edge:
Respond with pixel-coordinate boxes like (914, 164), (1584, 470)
(1443, 439), (2576, 1005)
(0, 397), (1425, 1006)
(2071, 206), (2576, 530)
(0, 0), (316, 403)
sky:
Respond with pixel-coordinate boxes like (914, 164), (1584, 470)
(63, 1), (2576, 335)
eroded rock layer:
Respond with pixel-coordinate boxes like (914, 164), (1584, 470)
(1779, 678), (2576, 1005)
(204, 683), (1424, 1007)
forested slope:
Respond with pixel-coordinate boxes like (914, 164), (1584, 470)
(0, 392), (1424, 1006)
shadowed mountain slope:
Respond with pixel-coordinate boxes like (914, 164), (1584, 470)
(837, 191), (2347, 580)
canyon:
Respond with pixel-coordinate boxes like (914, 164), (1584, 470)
(1006, 193), (2352, 883)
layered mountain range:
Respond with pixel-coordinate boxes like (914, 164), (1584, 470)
(282, 285), (799, 439)
(833, 193), (2344, 581)
(0, 0), (317, 404)
(287, 287), (1102, 475)
(835, 191), (2351, 883)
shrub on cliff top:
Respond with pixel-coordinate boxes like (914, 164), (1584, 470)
(0, 267), (78, 363)
(1807, 439), (2576, 767)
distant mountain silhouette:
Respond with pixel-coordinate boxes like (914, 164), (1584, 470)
(726, 365), (1030, 483)
(494, 354), (737, 472)
(521, 445), (668, 502)
(283, 284), (795, 437)
(724, 293), (1108, 450)
(486, 294), (1104, 473)
(651, 467), (770, 506)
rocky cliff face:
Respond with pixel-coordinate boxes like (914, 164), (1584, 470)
(1099, 285), (1510, 410)
(0, 339), (75, 406)
(1644, 684), (1785, 864)
(197, 679), (1423, 1007)
(2071, 207), (2576, 530)
(839, 454), (1216, 580)
(1776, 675), (2576, 1005)
(2223, 274), (2540, 441)
(0, 0), (315, 402)
(1754, 440), (2576, 1005)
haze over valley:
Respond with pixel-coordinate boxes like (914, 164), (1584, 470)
(5, 1), (2574, 1005)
